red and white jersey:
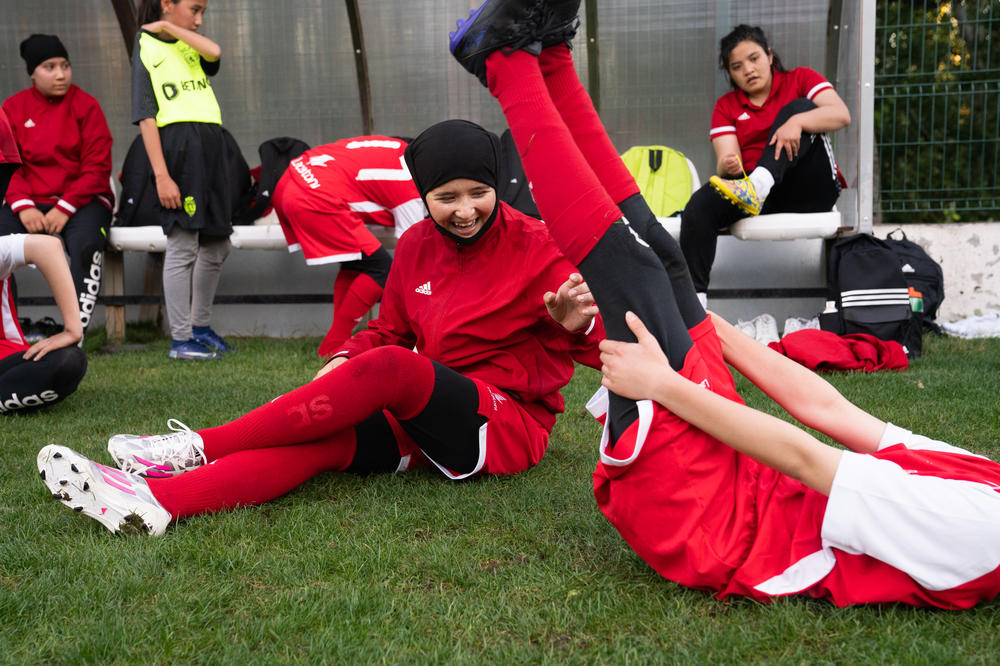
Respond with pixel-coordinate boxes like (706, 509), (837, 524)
(281, 136), (424, 237)
(0, 107), (20, 166)
(338, 202), (604, 433)
(0, 235), (29, 360)
(710, 67), (834, 171)
(2, 85), (114, 215)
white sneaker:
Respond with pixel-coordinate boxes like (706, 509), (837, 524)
(37, 444), (172, 536)
(783, 316), (820, 337)
(736, 319), (757, 339)
(750, 313), (780, 345)
(107, 419), (206, 478)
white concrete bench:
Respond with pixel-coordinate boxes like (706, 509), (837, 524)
(103, 217), (397, 344)
(656, 210), (845, 240)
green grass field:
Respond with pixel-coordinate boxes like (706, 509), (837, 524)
(3, 329), (1000, 664)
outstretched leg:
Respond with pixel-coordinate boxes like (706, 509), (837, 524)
(537, 43), (704, 327)
(481, 45), (693, 441)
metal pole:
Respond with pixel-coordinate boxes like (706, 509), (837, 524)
(345, 0), (375, 136)
(584, 0), (600, 114)
(858, 0), (876, 233)
(109, 0), (138, 58)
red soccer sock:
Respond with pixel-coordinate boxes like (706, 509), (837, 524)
(485, 49), (622, 266)
(319, 272), (383, 356)
(538, 44), (640, 205)
(148, 433), (356, 519)
(198, 345), (435, 460)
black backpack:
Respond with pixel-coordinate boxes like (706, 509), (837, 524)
(242, 137), (311, 222)
(820, 233), (923, 357)
(883, 228), (944, 332)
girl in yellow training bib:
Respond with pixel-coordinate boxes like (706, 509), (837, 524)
(131, 0), (233, 359)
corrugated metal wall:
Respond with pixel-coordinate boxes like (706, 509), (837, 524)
(0, 1), (848, 191)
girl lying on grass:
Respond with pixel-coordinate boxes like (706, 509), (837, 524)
(448, 0), (1000, 608)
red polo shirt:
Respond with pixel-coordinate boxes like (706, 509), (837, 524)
(709, 67), (833, 171)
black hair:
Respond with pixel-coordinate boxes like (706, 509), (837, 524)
(718, 24), (786, 90)
(137, 0), (180, 25)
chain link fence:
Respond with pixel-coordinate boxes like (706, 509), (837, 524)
(875, 0), (1000, 222)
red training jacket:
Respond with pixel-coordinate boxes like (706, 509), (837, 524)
(2, 85), (114, 216)
(339, 201), (604, 431)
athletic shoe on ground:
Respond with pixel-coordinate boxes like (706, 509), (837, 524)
(450, 0), (544, 86)
(108, 419), (206, 478)
(736, 319), (757, 339)
(782, 316), (820, 337)
(192, 326), (232, 353)
(538, 0), (581, 47)
(37, 444), (172, 536)
(751, 313), (780, 345)
(709, 175), (761, 216)
(168, 338), (220, 360)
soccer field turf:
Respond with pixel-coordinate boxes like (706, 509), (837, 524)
(3, 331), (999, 663)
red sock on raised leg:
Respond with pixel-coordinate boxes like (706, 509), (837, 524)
(538, 44), (640, 204)
(485, 49), (621, 266)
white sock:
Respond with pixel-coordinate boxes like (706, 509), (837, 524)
(696, 292), (708, 308)
(748, 167), (774, 201)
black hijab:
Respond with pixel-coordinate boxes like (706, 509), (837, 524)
(404, 119), (503, 245)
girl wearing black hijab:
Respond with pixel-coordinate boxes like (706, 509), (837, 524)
(38, 120), (605, 536)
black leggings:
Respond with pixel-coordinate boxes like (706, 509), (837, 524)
(679, 98), (841, 292)
(578, 220), (698, 441)
(0, 201), (111, 332)
(348, 360), (485, 475)
(0, 346), (87, 415)
(341, 246), (392, 288)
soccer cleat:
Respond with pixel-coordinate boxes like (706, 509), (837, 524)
(108, 419), (207, 478)
(192, 326), (232, 353)
(538, 0), (581, 48)
(168, 338), (220, 360)
(449, 0), (544, 86)
(709, 175), (762, 216)
(37, 444), (172, 536)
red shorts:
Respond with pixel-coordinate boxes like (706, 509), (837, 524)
(383, 378), (551, 479)
(273, 172), (383, 264)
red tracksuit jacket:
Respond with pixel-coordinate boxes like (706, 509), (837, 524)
(340, 201), (604, 431)
(2, 85), (114, 216)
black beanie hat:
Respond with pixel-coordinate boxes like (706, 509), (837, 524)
(404, 119), (503, 245)
(20, 34), (69, 75)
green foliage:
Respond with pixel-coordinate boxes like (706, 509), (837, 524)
(875, 0), (1000, 223)
(2, 333), (1000, 662)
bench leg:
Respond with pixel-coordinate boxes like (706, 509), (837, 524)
(139, 252), (165, 328)
(104, 249), (125, 345)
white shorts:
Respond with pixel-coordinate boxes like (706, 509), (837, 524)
(822, 425), (1000, 591)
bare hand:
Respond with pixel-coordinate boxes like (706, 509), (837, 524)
(599, 311), (675, 401)
(314, 355), (348, 381)
(42, 207), (70, 235)
(719, 153), (743, 177)
(141, 21), (171, 36)
(544, 272), (598, 332)
(18, 207), (46, 233)
(769, 117), (802, 162)
(24, 329), (81, 361)
(155, 173), (183, 209)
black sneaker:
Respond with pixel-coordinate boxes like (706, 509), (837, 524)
(449, 0), (545, 86)
(539, 0), (581, 48)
